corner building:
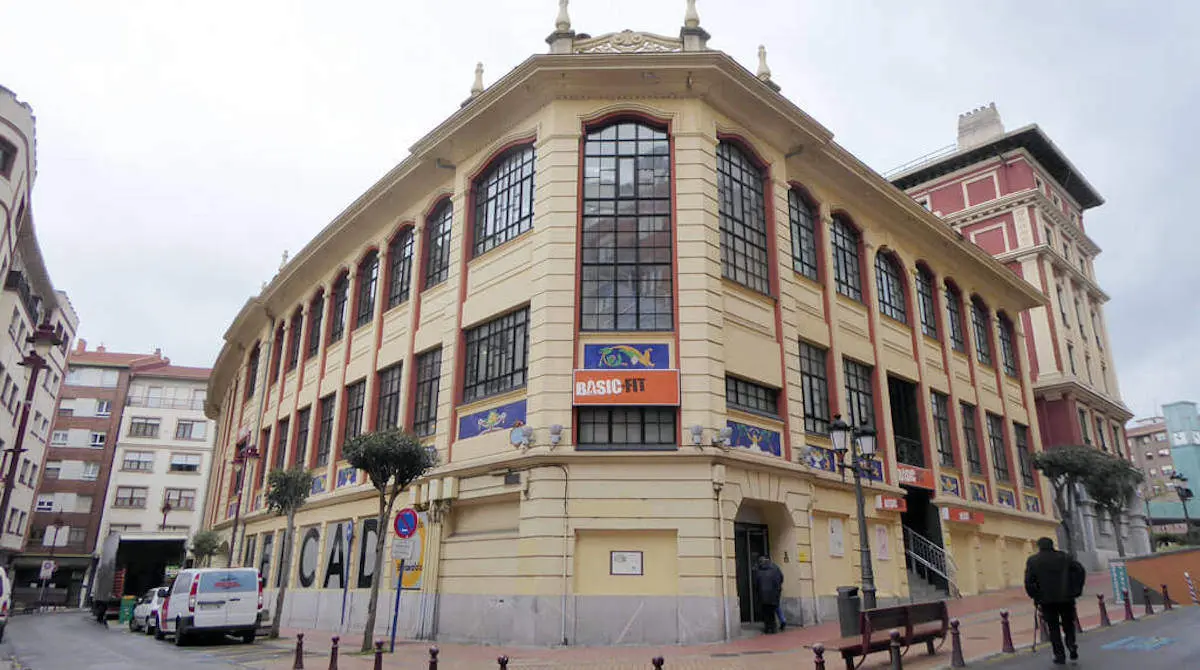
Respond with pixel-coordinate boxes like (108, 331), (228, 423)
(204, 9), (1058, 646)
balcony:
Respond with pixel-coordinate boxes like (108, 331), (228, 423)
(895, 435), (925, 469)
(126, 395), (205, 411)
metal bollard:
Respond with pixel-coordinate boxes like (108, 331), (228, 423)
(813, 642), (827, 670)
(889, 630), (903, 670)
(328, 636), (339, 670)
(1000, 610), (1014, 653)
(497, 656), (509, 669)
(428, 646), (439, 670)
(1123, 589), (1135, 621)
(1143, 587), (1154, 616)
(373, 641), (384, 670)
(1162, 584), (1173, 610)
(950, 619), (966, 668)
(651, 657), (665, 669)
(293, 633), (305, 670)
(1098, 594), (1111, 627)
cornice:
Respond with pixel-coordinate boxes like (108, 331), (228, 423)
(1033, 378), (1134, 422)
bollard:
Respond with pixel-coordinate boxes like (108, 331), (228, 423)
(328, 636), (339, 670)
(428, 646), (439, 670)
(498, 656), (510, 669)
(373, 641), (384, 670)
(889, 630), (903, 670)
(813, 642), (826, 670)
(652, 657), (664, 669)
(1098, 594), (1111, 627)
(1143, 587), (1154, 616)
(293, 633), (305, 670)
(950, 619), (966, 668)
(1123, 589), (1135, 621)
(1162, 584), (1173, 610)
(1000, 610), (1014, 653)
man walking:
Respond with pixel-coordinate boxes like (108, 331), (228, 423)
(1024, 537), (1086, 665)
(754, 555), (784, 634)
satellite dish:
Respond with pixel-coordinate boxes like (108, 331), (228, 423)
(510, 426), (526, 447)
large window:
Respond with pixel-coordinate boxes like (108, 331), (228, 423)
(386, 229), (414, 309)
(986, 412), (1010, 482)
(844, 359), (874, 428)
(165, 488), (197, 511)
(329, 272), (349, 343)
(961, 403), (982, 475)
(998, 313), (1019, 377)
(122, 451), (154, 472)
(1015, 422), (1034, 487)
(463, 308), (529, 403)
(315, 394), (336, 467)
(875, 252), (907, 323)
(474, 145), (535, 256)
(788, 189), (818, 280)
(424, 201), (453, 289)
(725, 376), (779, 417)
(717, 140), (770, 294)
(293, 406), (311, 467)
(355, 251), (379, 328)
(269, 323), (285, 380)
(306, 291), (324, 359)
(129, 418), (160, 438)
(932, 391), (954, 468)
(945, 283), (966, 353)
(286, 307), (303, 372)
(114, 487), (148, 509)
(413, 348), (442, 437)
(375, 363), (403, 431)
(831, 217), (862, 301)
(916, 266), (938, 339)
(799, 341), (830, 435)
(342, 380), (367, 446)
(169, 453), (201, 472)
(245, 344), (260, 398)
(274, 418), (289, 470)
(580, 122), (673, 331)
(971, 297), (993, 366)
(578, 407), (677, 450)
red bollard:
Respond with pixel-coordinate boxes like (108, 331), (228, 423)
(888, 630), (903, 670)
(1000, 610), (1014, 653)
(428, 646), (439, 670)
(652, 657), (665, 668)
(1162, 584), (1173, 610)
(1098, 594), (1111, 627)
(950, 619), (966, 668)
(1123, 589), (1135, 621)
(293, 633), (305, 670)
(373, 641), (384, 670)
(328, 636), (339, 670)
(813, 642), (827, 670)
(1143, 587), (1155, 615)
(497, 655), (509, 669)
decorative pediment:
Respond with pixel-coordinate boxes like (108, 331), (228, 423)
(573, 30), (683, 54)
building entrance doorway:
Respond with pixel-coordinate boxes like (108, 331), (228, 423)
(734, 522), (770, 623)
(901, 486), (948, 592)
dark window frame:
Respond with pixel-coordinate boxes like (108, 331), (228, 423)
(293, 406), (311, 467)
(798, 341), (830, 435)
(874, 252), (907, 323)
(274, 418), (290, 470)
(315, 394), (335, 467)
(386, 228), (415, 309)
(716, 140), (771, 295)
(932, 390), (955, 468)
(342, 380), (367, 448)
(329, 272), (349, 343)
(998, 313), (1019, 377)
(961, 403), (982, 476)
(473, 144), (536, 256)
(355, 250), (379, 329)
(577, 407), (678, 451)
(413, 348), (443, 437)
(268, 323), (285, 382)
(831, 217), (863, 301)
(843, 358), (875, 429)
(986, 412), (1010, 482)
(306, 291), (324, 359)
(971, 297), (993, 366)
(946, 283), (966, 353)
(788, 188), (819, 281)
(725, 376), (779, 418)
(423, 200), (453, 290)
(1015, 422), (1035, 487)
(916, 266), (938, 339)
(286, 308), (303, 372)
(463, 308), (529, 403)
(244, 344), (260, 399)
(375, 363), (403, 431)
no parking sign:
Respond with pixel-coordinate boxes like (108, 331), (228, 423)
(394, 508), (418, 538)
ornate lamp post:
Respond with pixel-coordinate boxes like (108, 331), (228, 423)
(0, 322), (63, 542)
(226, 444), (261, 565)
(830, 414), (880, 610)
(1170, 472), (1194, 532)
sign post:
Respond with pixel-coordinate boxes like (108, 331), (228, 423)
(389, 559), (405, 652)
(339, 520), (355, 630)
(389, 508), (419, 651)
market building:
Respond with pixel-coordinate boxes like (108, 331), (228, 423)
(202, 3), (1059, 646)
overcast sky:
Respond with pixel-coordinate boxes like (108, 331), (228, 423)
(1, 1), (1195, 420)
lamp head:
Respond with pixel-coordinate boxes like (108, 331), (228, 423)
(856, 421), (877, 456)
(715, 426), (732, 446)
(690, 425), (704, 445)
(27, 321), (62, 359)
(829, 414), (851, 453)
(520, 424), (534, 445)
(549, 424), (563, 446)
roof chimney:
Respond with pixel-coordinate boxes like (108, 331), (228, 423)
(96, 344), (106, 353)
(75, 338), (87, 353)
(154, 347), (162, 359)
(957, 102), (1005, 150)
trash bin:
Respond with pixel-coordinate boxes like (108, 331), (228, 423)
(837, 585), (862, 637)
(119, 595), (137, 624)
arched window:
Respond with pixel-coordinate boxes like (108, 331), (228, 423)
(244, 343), (261, 399)
(788, 188), (818, 280)
(998, 312), (1019, 377)
(874, 252), (907, 323)
(831, 216), (862, 301)
(355, 250), (379, 328)
(424, 201), (453, 289)
(285, 307), (303, 372)
(268, 322), (285, 381)
(386, 228), (414, 309)
(717, 140), (770, 294)
(916, 265), (938, 339)
(580, 121), (673, 331)
(945, 281), (966, 352)
(328, 272), (349, 343)
(971, 296), (993, 366)
(473, 145), (535, 256)
(306, 290), (324, 359)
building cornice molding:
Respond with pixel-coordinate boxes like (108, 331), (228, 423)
(1034, 378), (1134, 422)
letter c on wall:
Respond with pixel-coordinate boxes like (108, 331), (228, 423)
(298, 527), (320, 588)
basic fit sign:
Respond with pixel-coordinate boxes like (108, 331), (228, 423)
(572, 369), (680, 406)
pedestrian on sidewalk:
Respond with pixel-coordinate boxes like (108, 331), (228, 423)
(1024, 537), (1086, 665)
(754, 555), (784, 634)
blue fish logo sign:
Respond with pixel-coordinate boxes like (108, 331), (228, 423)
(598, 345), (656, 368)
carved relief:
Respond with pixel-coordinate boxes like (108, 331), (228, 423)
(573, 30), (682, 54)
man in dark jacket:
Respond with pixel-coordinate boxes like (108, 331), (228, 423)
(1024, 537), (1087, 665)
(754, 555), (784, 634)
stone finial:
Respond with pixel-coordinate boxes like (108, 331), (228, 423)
(280, 249), (289, 270)
(471, 62), (485, 97)
(555, 0), (571, 32)
(757, 45), (771, 80)
(680, 0), (710, 51)
(684, 0), (700, 28)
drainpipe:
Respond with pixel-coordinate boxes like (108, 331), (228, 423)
(714, 479), (730, 642)
(547, 464), (570, 646)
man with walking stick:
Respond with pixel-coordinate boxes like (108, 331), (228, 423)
(1024, 537), (1086, 665)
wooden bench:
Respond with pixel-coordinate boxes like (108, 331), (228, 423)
(831, 601), (949, 670)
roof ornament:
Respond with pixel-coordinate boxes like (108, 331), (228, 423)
(280, 249), (289, 270)
(684, 0), (700, 28)
(471, 62), (485, 97)
(756, 45), (781, 92)
(555, 0), (571, 32)
(547, 0), (577, 54)
(680, 0), (710, 51)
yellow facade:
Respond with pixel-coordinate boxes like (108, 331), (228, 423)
(203, 18), (1058, 646)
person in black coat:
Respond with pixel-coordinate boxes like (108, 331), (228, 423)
(1024, 537), (1086, 665)
(754, 555), (784, 634)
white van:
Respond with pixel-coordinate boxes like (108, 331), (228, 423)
(0, 565), (10, 641)
(158, 567), (262, 645)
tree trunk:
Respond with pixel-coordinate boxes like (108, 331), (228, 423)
(1110, 506), (1127, 558)
(361, 490), (390, 652)
(269, 510), (296, 639)
(1053, 480), (1076, 556)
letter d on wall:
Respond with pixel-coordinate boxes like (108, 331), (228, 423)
(357, 518), (378, 588)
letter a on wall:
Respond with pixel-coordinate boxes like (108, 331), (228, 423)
(323, 522), (346, 589)
(357, 518), (378, 589)
(298, 527), (320, 588)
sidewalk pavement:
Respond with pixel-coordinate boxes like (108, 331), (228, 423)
(261, 571), (1143, 669)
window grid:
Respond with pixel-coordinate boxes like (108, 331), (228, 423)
(387, 229), (414, 309)
(580, 122), (673, 331)
(874, 253), (907, 323)
(424, 202), (453, 289)
(306, 292), (324, 358)
(717, 141), (770, 294)
(286, 308), (303, 372)
(972, 299), (993, 366)
(245, 345), (260, 398)
(844, 359), (875, 429)
(986, 412), (1010, 482)
(932, 391), (955, 468)
(1015, 422), (1035, 487)
(129, 418), (160, 439)
(831, 218), (863, 301)
(293, 407), (311, 467)
(375, 363), (403, 431)
(413, 348), (443, 437)
(355, 251), (379, 328)
(342, 380), (366, 447)
(122, 451), (154, 472)
(114, 487), (148, 509)
(916, 267), (938, 339)
(315, 394), (336, 467)
(799, 342), (830, 435)
(578, 407), (677, 448)
(961, 403), (982, 476)
(269, 324), (284, 381)
(329, 273), (349, 343)
(725, 376), (779, 417)
(946, 285), (966, 352)
(474, 145), (535, 256)
(463, 309), (529, 403)
(274, 418), (289, 470)
(1096, 417), (1108, 451)
(788, 190), (819, 280)
(999, 315), (1019, 377)
(165, 488), (197, 511)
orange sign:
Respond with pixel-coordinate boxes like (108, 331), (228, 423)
(875, 494), (908, 513)
(896, 463), (935, 490)
(942, 507), (985, 525)
(572, 369), (680, 406)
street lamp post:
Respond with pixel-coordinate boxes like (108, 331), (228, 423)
(225, 444), (260, 566)
(830, 415), (879, 611)
(0, 322), (63, 545)
(1170, 472), (1194, 533)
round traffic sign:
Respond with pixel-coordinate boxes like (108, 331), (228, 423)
(394, 508), (418, 539)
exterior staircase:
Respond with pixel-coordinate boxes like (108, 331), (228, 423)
(902, 526), (959, 601)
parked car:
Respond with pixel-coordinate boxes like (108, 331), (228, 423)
(158, 568), (262, 645)
(130, 587), (169, 635)
(0, 565), (11, 642)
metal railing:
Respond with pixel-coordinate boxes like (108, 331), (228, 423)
(903, 525), (960, 598)
(894, 436), (926, 469)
